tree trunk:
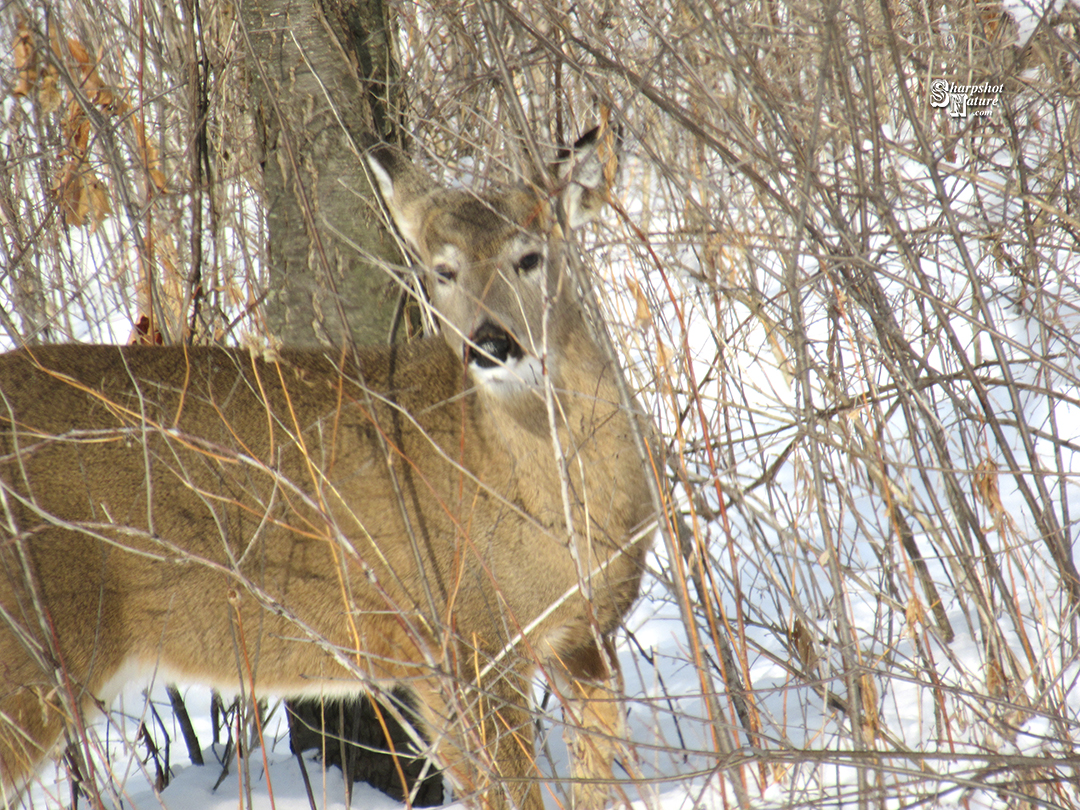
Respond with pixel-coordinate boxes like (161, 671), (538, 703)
(241, 0), (403, 348)
(237, 0), (440, 802)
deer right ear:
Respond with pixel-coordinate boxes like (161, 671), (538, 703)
(553, 126), (620, 230)
(366, 146), (432, 253)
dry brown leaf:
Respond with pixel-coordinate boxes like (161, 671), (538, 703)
(39, 73), (61, 113)
(130, 314), (163, 346)
(132, 117), (149, 151)
(65, 36), (91, 67)
(985, 650), (1006, 699)
(53, 165), (88, 227)
(905, 596), (926, 636)
(66, 36), (102, 93)
(790, 616), (818, 673)
(86, 174), (112, 229)
(12, 19), (36, 97)
(94, 85), (129, 115)
(133, 119), (168, 192)
(974, 458), (1002, 514)
(626, 275), (651, 327)
(655, 340), (673, 378)
(62, 104), (90, 153)
(149, 168), (169, 193)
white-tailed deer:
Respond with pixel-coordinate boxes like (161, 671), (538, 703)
(0, 128), (655, 809)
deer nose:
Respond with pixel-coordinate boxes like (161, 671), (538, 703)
(467, 321), (524, 367)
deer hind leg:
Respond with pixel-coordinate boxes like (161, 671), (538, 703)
(0, 580), (123, 798)
(557, 637), (630, 810)
(410, 668), (542, 810)
(0, 683), (63, 795)
(0, 633), (92, 797)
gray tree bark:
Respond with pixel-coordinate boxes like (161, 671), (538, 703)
(240, 0), (403, 348)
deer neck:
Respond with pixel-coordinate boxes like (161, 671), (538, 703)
(469, 313), (645, 544)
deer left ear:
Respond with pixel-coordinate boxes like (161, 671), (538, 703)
(553, 125), (620, 229)
(365, 144), (437, 254)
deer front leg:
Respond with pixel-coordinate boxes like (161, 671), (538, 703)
(412, 668), (543, 810)
(558, 637), (630, 810)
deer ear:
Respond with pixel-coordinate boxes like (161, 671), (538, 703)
(366, 145), (434, 253)
(553, 126), (620, 229)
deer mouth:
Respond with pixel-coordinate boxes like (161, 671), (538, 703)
(466, 321), (525, 368)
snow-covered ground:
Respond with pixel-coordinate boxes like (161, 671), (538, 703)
(11, 529), (1078, 810)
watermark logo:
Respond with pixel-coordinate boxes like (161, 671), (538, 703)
(929, 79), (1003, 118)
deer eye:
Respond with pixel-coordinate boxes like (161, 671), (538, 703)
(515, 252), (542, 274)
(432, 263), (457, 283)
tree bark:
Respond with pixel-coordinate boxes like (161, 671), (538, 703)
(240, 0), (403, 348)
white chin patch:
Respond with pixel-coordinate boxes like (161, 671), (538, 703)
(470, 355), (545, 393)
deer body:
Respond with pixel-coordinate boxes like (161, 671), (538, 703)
(0, 130), (653, 809)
